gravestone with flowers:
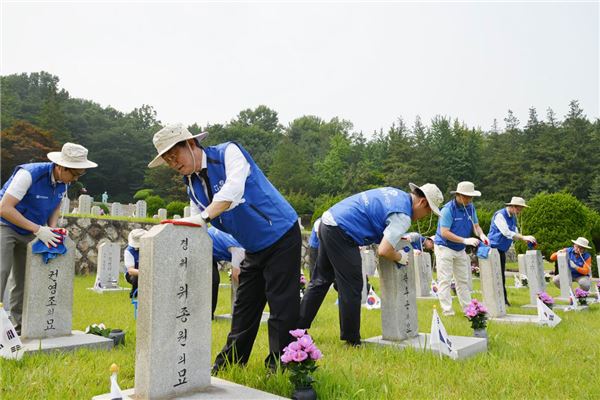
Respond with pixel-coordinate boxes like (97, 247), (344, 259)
(521, 250), (547, 308)
(93, 223), (284, 399)
(479, 248), (538, 324)
(364, 240), (487, 359)
(555, 252), (573, 302)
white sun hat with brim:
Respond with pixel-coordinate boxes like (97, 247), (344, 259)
(505, 196), (529, 208)
(47, 143), (98, 169)
(148, 124), (208, 168)
(450, 181), (481, 197)
(409, 182), (444, 216)
(571, 237), (591, 249)
(128, 229), (148, 249)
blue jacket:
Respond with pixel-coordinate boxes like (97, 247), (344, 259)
(0, 162), (67, 236)
(185, 142), (297, 253)
(208, 226), (243, 262)
(328, 187), (413, 246)
(434, 199), (477, 252)
(125, 246), (139, 271)
(488, 208), (517, 252)
(565, 247), (591, 279)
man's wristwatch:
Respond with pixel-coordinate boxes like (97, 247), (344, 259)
(200, 210), (211, 223)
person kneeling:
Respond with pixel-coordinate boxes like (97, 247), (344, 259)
(550, 237), (592, 291)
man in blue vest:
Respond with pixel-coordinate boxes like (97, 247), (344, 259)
(488, 197), (536, 306)
(298, 183), (443, 346)
(208, 226), (245, 319)
(123, 229), (147, 298)
(0, 143), (97, 333)
(434, 181), (489, 316)
(147, 124), (301, 373)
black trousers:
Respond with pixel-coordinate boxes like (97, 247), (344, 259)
(125, 273), (138, 298)
(299, 223), (362, 344)
(498, 250), (509, 305)
(213, 223), (301, 370)
(308, 247), (318, 281)
(212, 260), (220, 319)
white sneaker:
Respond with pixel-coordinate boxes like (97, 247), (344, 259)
(442, 310), (455, 316)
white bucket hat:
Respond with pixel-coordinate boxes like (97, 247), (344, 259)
(47, 143), (98, 169)
(571, 237), (591, 249)
(128, 229), (147, 249)
(409, 183), (444, 216)
(148, 124), (208, 168)
(450, 181), (481, 197)
(506, 196), (529, 208)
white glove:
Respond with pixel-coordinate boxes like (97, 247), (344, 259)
(34, 226), (61, 248)
(463, 237), (480, 247)
(479, 233), (490, 246)
(397, 248), (410, 266)
(402, 232), (421, 243)
(523, 235), (536, 243)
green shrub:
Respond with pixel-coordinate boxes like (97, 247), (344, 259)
(311, 193), (348, 225)
(166, 201), (187, 218)
(146, 195), (166, 216)
(284, 191), (314, 215)
(516, 193), (596, 260)
(134, 189), (154, 201)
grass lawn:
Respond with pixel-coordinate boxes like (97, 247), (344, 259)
(2, 262), (599, 399)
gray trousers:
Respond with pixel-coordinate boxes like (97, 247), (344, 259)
(552, 274), (591, 291)
(0, 225), (34, 328)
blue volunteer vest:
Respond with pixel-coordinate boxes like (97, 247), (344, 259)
(411, 234), (426, 251)
(434, 199), (476, 251)
(566, 247), (591, 278)
(208, 226), (242, 262)
(185, 142), (297, 253)
(125, 245), (139, 269)
(328, 187), (413, 246)
(0, 162), (67, 236)
(308, 220), (320, 249)
(489, 208), (517, 252)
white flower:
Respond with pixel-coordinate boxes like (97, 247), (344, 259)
(98, 323), (106, 330)
(85, 326), (90, 333)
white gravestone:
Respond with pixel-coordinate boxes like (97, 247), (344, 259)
(479, 248), (538, 324)
(90, 243), (126, 292)
(60, 197), (70, 215)
(556, 252), (572, 301)
(91, 206), (102, 216)
(111, 202), (123, 217)
(93, 224), (284, 399)
(518, 254), (527, 277)
(364, 241), (487, 359)
(523, 250), (546, 307)
(21, 237), (113, 352)
(183, 206), (191, 218)
(78, 194), (92, 215)
(158, 208), (168, 220)
(136, 200), (147, 219)
(414, 251), (434, 298)
(174, 214), (182, 220)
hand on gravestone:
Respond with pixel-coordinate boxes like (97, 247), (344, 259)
(34, 226), (62, 248)
(160, 214), (203, 227)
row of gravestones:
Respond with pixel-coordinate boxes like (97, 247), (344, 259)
(19, 224), (596, 398)
(63, 196), (193, 220)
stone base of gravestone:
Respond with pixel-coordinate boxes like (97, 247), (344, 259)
(93, 377), (287, 400)
(86, 286), (129, 293)
(21, 330), (113, 354)
(488, 314), (540, 324)
(364, 334), (487, 360)
(218, 283), (231, 289)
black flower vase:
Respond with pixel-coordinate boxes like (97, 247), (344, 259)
(292, 385), (317, 400)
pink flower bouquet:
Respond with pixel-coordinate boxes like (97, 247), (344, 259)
(537, 291), (554, 309)
(282, 329), (322, 390)
(463, 299), (488, 330)
(575, 287), (589, 306)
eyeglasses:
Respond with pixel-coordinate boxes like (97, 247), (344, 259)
(68, 169), (86, 178)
